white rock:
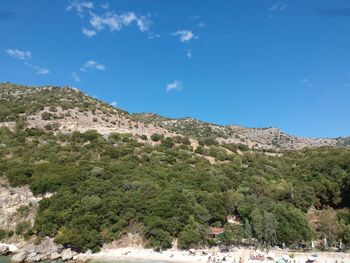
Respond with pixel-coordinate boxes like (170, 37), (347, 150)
(0, 245), (10, 255)
(50, 251), (61, 260)
(11, 252), (28, 263)
(61, 248), (74, 261)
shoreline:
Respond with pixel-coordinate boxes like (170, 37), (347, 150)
(90, 247), (350, 263)
(2, 242), (350, 263)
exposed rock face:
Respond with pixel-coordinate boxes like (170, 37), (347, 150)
(0, 178), (41, 232)
(61, 248), (75, 261)
(7, 237), (72, 262)
(11, 251), (28, 263)
(49, 251), (61, 260)
(104, 232), (145, 248)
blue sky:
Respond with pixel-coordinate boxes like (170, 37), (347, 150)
(1, 0), (350, 138)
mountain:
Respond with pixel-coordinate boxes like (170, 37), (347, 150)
(0, 82), (348, 151)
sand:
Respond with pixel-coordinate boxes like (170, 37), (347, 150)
(91, 247), (350, 263)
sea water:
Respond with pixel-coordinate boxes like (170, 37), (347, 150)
(0, 256), (10, 263)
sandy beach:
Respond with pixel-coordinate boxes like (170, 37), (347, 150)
(91, 247), (350, 263)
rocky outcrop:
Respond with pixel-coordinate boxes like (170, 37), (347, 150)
(0, 245), (11, 255)
(61, 248), (76, 261)
(0, 178), (42, 232)
(11, 252), (28, 263)
(6, 238), (91, 262)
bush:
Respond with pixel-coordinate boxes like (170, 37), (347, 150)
(161, 137), (174, 148)
(15, 221), (31, 236)
(199, 137), (219, 146)
(182, 137), (191, 145)
(195, 145), (205, 154)
(41, 112), (52, 120)
(0, 229), (6, 240)
(150, 133), (162, 142)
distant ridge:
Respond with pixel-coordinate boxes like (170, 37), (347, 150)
(1, 82), (349, 151)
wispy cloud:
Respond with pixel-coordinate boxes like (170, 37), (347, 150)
(6, 49), (31, 60)
(6, 48), (50, 75)
(88, 11), (151, 34)
(136, 15), (151, 32)
(100, 3), (109, 10)
(186, 49), (192, 59)
(82, 27), (96, 37)
(197, 22), (207, 28)
(72, 72), (80, 82)
(172, 30), (197, 42)
(166, 80), (183, 92)
(302, 78), (312, 88)
(110, 101), (117, 106)
(147, 32), (160, 39)
(66, 0), (93, 16)
(24, 63), (50, 75)
(269, 2), (287, 12)
(67, 1), (153, 38)
(318, 8), (350, 17)
(80, 60), (106, 71)
(190, 15), (200, 20)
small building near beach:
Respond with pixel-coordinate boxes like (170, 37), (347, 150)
(209, 227), (225, 238)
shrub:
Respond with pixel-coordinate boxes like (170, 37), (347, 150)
(41, 112), (52, 120)
(0, 229), (6, 240)
(150, 133), (162, 142)
(15, 221), (31, 236)
(182, 137), (191, 145)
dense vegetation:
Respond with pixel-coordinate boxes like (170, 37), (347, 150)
(1, 125), (350, 252)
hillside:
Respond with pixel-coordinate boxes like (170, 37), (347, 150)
(1, 83), (348, 152)
(0, 83), (350, 255)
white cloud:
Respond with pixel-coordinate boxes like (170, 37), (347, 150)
(80, 60), (106, 71)
(88, 11), (151, 35)
(89, 11), (121, 31)
(72, 72), (80, 82)
(110, 101), (117, 106)
(120, 12), (137, 25)
(66, 0), (93, 16)
(136, 15), (151, 32)
(7, 49), (49, 75)
(172, 30), (197, 42)
(100, 3), (109, 9)
(269, 2), (287, 12)
(186, 49), (192, 59)
(67, 3), (152, 37)
(82, 27), (96, 37)
(198, 22), (207, 28)
(6, 49), (31, 60)
(147, 32), (160, 39)
(24, 63), (50, 75)
(166, 80), (183, 92)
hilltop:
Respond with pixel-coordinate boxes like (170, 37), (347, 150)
(0, 82), (348, 152)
